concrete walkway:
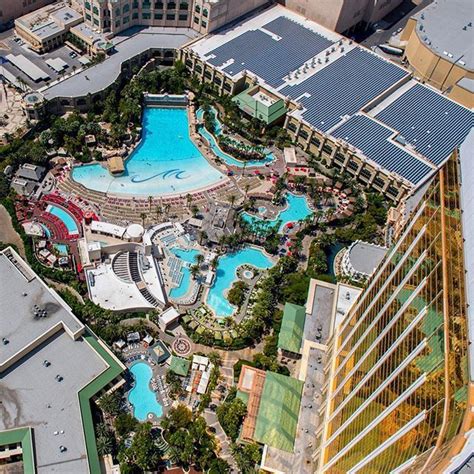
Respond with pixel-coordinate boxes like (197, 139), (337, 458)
(0, 204), (25, 258)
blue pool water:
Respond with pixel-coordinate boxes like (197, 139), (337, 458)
(196, 108), (275, 168)
(206, 247), (275, 317)
(128, 362), (163, 421)
(169, 247), (200, 300)
(40, 223), (51, 238)
(72, 107), (225, 196)
(241, 193), (313, 233)
(46, 205), (79, 234)
(54, 243), (68, 255)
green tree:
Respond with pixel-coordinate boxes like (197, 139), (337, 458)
(216, 397), (247, 441)
(118, 423), (161, 472)
(114, 413), (139, 437)
(231, 442), (262, 473)
(97, 390), (123, 416)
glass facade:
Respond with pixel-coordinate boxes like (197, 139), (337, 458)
(318, 153), (470, 473)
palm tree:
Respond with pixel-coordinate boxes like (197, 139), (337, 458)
(186, 193), (193, 208)
(198, 230), (207, 245)
(190, 264), (200, 280)
(228, 194), (236, 210)
(195, 254), (204, 268)
(148, 195), (153, 212)
(244, 183), (250, 198)
(140, 212), (147, 227)
(155, 205), (162, 222)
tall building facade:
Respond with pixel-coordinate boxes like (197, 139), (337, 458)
(282, 0), (403, 34)
(78, 0), (269, 36)
(316, 141), (473, 472)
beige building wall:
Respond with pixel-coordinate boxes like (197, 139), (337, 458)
(192, 0), (270, 34)
(83, 0), (193, 35)
(282, 0), (403, 33)
(401, 16), (474, 107)
(0, 0), (55, 28)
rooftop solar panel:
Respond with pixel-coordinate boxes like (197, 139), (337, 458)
(375, 84), (474, 166)
(280, 47), (408, 132)
(331, 115), (434, 185)
(204, 15), (333, 88)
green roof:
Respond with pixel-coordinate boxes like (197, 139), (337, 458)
(0, 428), (35, 474)
(169, 356), (190, 376)
(253, 372), (303, 452)
(79, 332), (125, 474)
(277, 302), (306, 354)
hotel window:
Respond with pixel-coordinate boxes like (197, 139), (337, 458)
(204, 70), (212, 79)
(93, 18), (99, 25)
(322, 144), (333, 154)
(115, 8), (120, 15)
(85, 1), (91, 9)
(195, 4), (200, 13)
(167, 13), (176, 19)
(299, 129), (309, 139)
(142, 12), (151, 19)
(179, 13), (187, 20)
(348, 159), (359, 171)
(223, 83), (232, 91)
(195, 65), (202, 73)
(203, 8), (208, 17)
(201, 20), (207, 27)
(193, 16), (199, 23)
(311, 136), (321, 147)
(360, 168), (372, 179)
(334, 152), (345, 163)
(387, 185), (399, 196)
(123, 4), (129, 13)
(93, 6), (99, 14)
(86, 13), (92, 20)
(179, 2), (188, 9)
(143, 1), (151, 9)
(123, 15), (130, 23)
(132, 1), (139, 8)
(132, 12), (138, 18)
(373, 176), (385, 188)
(115, 19), (121, 26)
(155, 1), (163, 7)
(287, 122), (297, 132)
(168, 1), (176, 9)
(154, 12), (163, 19)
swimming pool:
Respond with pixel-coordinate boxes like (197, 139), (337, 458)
(241, 193), (313, 233)
(128, 362), (163, 421)
(46, 205), (79, 234)
(196, 108), (275, 168)
(40, 223), (51, 238)
(169, 248), (200, 300)
(206, 247), (275, 317)
(54, 243), (68, 255)
(72, 107), (225, 196)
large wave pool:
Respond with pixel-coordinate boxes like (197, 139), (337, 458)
(206, 247), (274, 317)
(196, 107), (275, 168)
(46, 204), (79, 234)
(128, 362), (163, 421)
(241, 193), (313, 233)
(72, 107), (225, 196)
(169, 247), (200, 300)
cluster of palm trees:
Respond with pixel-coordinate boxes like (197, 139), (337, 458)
(218, 135), (266, 162)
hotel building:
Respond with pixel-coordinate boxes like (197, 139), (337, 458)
(313, 131), (474, 472)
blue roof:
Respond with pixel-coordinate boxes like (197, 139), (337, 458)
(331, 115), (434, 185)
(375, 84), (474, 166)
(280, 47), (408, 133)
(205, 16), (333, 88)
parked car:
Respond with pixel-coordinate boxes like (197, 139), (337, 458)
(69, 51), (77, 58)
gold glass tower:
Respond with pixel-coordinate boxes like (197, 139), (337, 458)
(317, 148), (473, 473)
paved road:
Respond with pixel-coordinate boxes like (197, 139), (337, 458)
(0, 204), (25, 257)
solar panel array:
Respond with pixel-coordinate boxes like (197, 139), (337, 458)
(205, 16), (333, 88)
(375, 84), (474, 166)
(280, 47), (408, 133)
(332, 115), (434, 185)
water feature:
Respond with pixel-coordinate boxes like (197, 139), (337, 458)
(46, 205), (79, 234)
(241, 193), (313, 233)
(169, 247), (200, 300)
(206, 247), (275, 317)
(326, 242), (345, 277)
(128, 362), (163, 421)
(196, 107), (275, 168)
(54, 243), (68, 255)
(72, 107), (225, 196)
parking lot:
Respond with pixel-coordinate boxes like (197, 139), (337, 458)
(0, 28), (87, 90)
